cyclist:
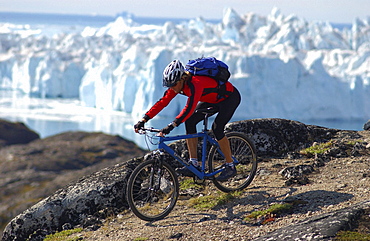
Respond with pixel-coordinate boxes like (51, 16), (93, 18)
(134, 60), (241, 181)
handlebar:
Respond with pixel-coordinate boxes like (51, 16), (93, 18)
(138, 127), (161, 134)
(137, 107), (217, 136)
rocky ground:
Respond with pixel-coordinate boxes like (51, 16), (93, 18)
(0, 125), (146, 235)
(70, 131), (370, 241)
(2, 119), (370, 241)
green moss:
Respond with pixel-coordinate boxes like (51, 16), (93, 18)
(179, 178), (204, 190)
(43, 228), (83, 241)
(346, 140), (358, 146)
(245, 203), (293, 220)
(300, 141), (333, 156)
(346, 139), (366, 146)
(188, 191), (242, 210)
(334, 231), (370, 241)
(133, 238), (149, 241)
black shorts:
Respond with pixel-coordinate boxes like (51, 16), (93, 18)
(185, 87), (241, 140)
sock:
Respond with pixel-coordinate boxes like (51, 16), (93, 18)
(226, 162), (234, 167)
(190, 158), (198, 166)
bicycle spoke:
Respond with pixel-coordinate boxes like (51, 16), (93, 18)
(209, 132), (258, 192)
(126, 160), (179, 221)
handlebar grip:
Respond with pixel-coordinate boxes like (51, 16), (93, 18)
(141, 127), (161, 133)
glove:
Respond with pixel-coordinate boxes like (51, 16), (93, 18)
(160, 122), (175, 135)
(134, 120), (145, 132)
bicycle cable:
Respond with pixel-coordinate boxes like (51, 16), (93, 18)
(143, 131), (159, 151)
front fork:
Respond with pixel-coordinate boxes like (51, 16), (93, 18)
(149, 150), (164, 192)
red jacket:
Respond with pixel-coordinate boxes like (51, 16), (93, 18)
(145, 75), (235, 125)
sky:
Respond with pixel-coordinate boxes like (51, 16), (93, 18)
(1, 0), (370, 23)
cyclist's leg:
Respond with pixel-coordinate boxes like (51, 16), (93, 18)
(176, 102), (216, 176)
(217, 136), (233, 162)
(185, 102), (216, 159)
(186, 138), (198, 159)
(212, 88), (241, 162)
(212, 89), (241, 180)
(185, 101), (214, 134)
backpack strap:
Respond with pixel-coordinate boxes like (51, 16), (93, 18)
(202, 85), (233, 100)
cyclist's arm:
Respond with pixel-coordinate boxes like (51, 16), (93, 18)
(143, 89), (177, 121)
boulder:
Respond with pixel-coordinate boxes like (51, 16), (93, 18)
(255, 200), (370, 241)
(0, 119), (39, 147)
(226, 118), (338, 156)
(364, 120), (370, 130)
(1, 159), (141, 241)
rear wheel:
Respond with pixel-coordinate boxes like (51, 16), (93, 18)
(208, 132), (257, 193)
(126, 159), (179, 221)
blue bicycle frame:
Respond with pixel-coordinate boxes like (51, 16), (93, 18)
(143, 107), (239, 179)
(155, 131), (235, 180)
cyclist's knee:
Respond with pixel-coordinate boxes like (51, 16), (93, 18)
(213, 128), (225, 140)
(185, 123), (196, 134)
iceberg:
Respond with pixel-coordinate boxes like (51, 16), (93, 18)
(0, 7), (369, 122)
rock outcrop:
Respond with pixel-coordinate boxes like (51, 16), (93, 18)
(1, 118), (365, 240)
(364, 120), (370, 131)
(226, 118), (338, 156)
(0, 119), (39, 147)
(255, 200), (370, 241)
(2, 159), (140, 241)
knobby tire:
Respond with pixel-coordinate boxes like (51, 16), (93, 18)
(126, 159), (179, 221)
(208, 132), (258, 193)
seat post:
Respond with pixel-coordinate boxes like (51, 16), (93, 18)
(203, 113), (209, 132)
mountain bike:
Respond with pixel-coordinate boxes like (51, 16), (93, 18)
(126, 107), (258, 221)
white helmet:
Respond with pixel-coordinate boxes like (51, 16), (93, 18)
(162, 60), (184, 87)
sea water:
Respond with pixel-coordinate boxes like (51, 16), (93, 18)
(0, 89), (366, 150)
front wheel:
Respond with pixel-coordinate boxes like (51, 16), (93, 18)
(208, 132), (258, 193)
(126, 159), (179, 221)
